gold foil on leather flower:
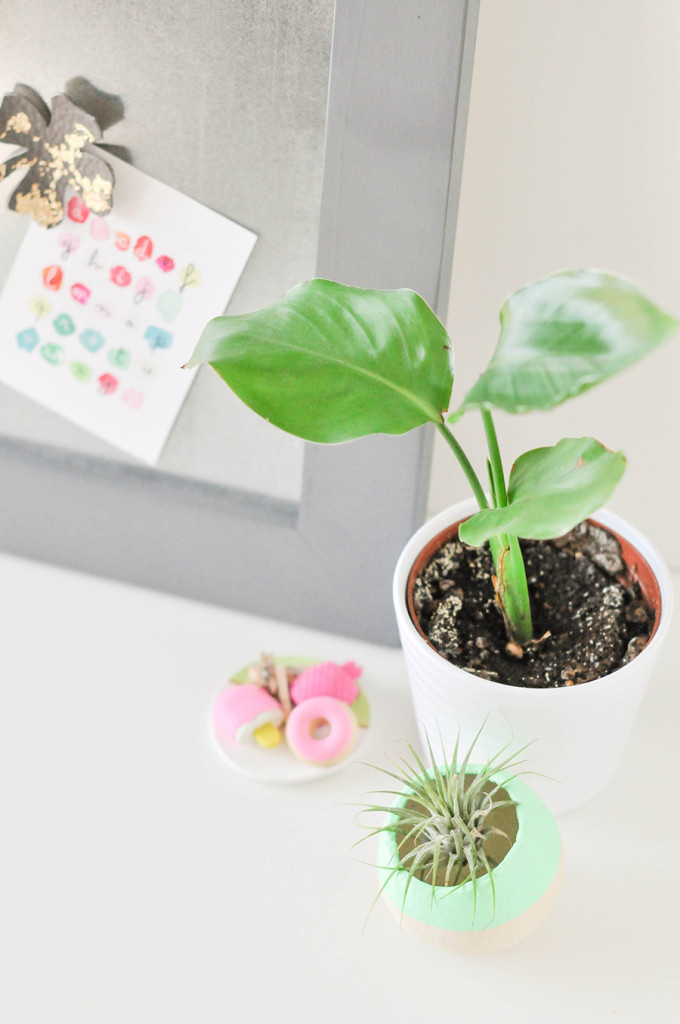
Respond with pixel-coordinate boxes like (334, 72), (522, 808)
(0, 89), (114, 227)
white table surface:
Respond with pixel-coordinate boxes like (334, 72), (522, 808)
(1, 551), (677, 1024)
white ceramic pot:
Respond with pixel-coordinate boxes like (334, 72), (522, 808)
(393, 499), (673, 814)
(377, 768), (563, 953)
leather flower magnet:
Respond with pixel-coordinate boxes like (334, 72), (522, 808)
(0, 89), (114, 228)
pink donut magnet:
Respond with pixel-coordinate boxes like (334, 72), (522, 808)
(285, 695), (358, 765)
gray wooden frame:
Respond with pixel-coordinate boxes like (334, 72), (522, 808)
(0, 0), (478, 646)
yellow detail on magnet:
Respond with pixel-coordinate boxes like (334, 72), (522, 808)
(253, 722), (282, 748)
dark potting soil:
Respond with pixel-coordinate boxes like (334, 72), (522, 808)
(412, 521), (654, 688)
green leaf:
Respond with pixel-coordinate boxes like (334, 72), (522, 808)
(457, 269), (676, 415)
(186, 279), (453, 443)
(458, 437), (626, 545)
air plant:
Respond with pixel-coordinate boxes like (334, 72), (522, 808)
(357, 728), (531, 923)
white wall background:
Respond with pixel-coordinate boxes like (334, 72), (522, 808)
(430, 0), (680, 570)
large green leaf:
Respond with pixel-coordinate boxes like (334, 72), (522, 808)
(458, 437), (626, 545)
(186, 279), (453, 443)
(458, 269), (676, 415)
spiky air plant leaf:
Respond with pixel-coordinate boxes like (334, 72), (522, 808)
(357, 726), (532, 924)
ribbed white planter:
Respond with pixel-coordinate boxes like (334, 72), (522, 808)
(393, 499), (673, 814)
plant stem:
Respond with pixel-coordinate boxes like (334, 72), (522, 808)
(479, 410), (533, 644)
(494, 536), (534, 645)
(481, 409), (508, 507)
(435, 416), (533, 643)
(435, 421), (489, 511)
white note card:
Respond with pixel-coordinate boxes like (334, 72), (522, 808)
(0, 153), (257, 463)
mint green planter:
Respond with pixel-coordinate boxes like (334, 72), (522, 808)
(377, 768), (563, 954)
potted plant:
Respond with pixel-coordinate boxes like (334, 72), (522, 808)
(186, 268), (676, 812)
(357, 728), (563, 953)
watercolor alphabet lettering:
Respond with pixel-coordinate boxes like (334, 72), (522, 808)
(0, 153), (257, 463)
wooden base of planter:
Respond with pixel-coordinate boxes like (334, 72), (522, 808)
(383, 849), (564, 954)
